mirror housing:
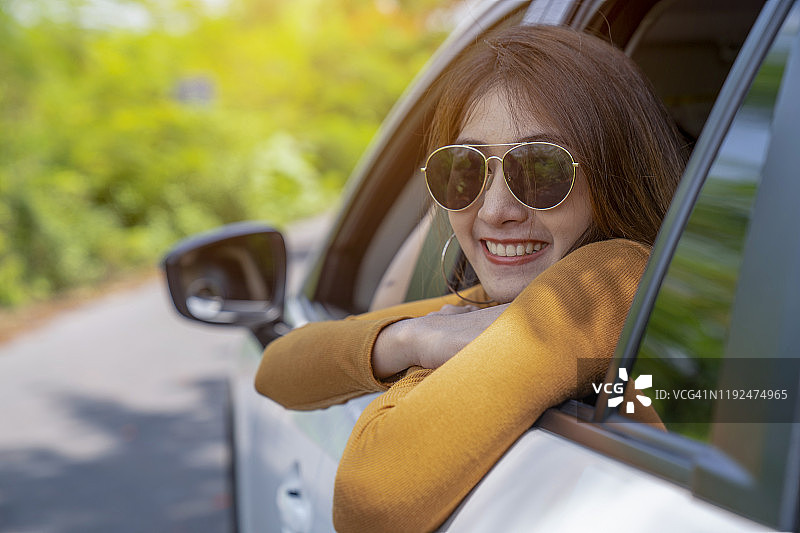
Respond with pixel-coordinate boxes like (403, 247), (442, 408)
(162, 222), (288, 346)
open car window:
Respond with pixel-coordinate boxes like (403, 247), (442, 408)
(608, 3), (800, 529)
(305, 2), (531, 318)
(301, 0), (768, 318)
(390, 0), (768, 310)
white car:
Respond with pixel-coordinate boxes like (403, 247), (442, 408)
(164, 0), (800, 531)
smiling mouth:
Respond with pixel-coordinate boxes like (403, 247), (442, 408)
(483, 239), (548, 258)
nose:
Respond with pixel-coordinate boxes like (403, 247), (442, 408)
(477, 157), (529, 225)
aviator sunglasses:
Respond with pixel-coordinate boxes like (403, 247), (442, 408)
(422, 142), (579, 211)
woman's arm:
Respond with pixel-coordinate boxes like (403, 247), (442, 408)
(254, 286), (493, 410)
(333, 239), (651, 533)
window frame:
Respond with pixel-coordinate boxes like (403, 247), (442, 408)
(601, 0), (795, 404)
(536, 0), (799, 530)
(295, 0), (531, 320)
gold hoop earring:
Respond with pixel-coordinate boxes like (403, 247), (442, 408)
(440, 233), (495, 306)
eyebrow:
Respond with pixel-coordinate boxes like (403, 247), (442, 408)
(454, 133), (566, 145)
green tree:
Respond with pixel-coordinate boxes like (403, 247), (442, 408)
(0, 0), (456, 307)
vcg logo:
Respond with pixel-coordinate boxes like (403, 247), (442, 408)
(592, 368), (652, 413)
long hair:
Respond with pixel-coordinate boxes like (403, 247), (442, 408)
(427, 25), (688, 247)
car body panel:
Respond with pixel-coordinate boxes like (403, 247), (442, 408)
(440, 425), (767, 532)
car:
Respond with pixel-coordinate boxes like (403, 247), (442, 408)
(162, 0), (800, 531)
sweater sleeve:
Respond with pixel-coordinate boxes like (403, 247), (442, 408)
(254, 286), (491, 410)
(332, 239), (651, 533)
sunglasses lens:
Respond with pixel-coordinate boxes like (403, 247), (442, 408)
(425, 146), (485, 210)
(504, 144), (575, 209)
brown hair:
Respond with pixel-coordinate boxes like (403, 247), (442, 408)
(427, 25), (688, 247)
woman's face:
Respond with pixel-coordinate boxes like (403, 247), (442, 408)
(449, 89), (593, 303)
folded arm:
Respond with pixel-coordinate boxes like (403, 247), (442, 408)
(254, 286), (493, 410)
(333, 240), (650, 533)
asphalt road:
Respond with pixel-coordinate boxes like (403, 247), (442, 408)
(0, 215), (330, 533)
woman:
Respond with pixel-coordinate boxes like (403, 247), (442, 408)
(256, 25), (686, 532)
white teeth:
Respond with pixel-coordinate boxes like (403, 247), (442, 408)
(484, 240), (546, 257)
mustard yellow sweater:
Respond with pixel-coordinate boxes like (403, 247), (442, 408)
(255, 239), (652, 532)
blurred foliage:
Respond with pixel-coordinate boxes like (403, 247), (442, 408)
(0, 0), (457, 307)
(635, 178), (758, 441)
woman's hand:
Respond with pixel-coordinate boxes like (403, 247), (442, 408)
(372, 303), (509, 379)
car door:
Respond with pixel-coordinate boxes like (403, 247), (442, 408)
(439, 1), (800, 530)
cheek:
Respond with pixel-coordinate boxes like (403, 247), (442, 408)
(569, 195), (593, 234)
(448, 210), (473, 242)
(548, 178), (593, 243)
(572, 178), (594, 232)
(448, 209), (481, 263)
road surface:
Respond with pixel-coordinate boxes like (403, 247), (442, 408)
(0, 215), (331, 533)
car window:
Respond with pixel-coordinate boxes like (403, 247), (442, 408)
(585, 0), (766, 146)
(613, 4), (800, 529)
(629, 1), (798, 442)
(396, 0), (767, 308)
(306, 2), (530, 317)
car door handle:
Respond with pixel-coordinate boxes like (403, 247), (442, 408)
(276, 461), (313, 533)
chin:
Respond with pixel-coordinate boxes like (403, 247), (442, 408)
(478, 253), (563, 302)
(484, 283), (527, 304)
(481, 265), (551, 303)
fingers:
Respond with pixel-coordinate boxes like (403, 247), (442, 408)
(427, 304), (479, 316)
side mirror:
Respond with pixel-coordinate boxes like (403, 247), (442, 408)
(162, 222), (288, 347)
